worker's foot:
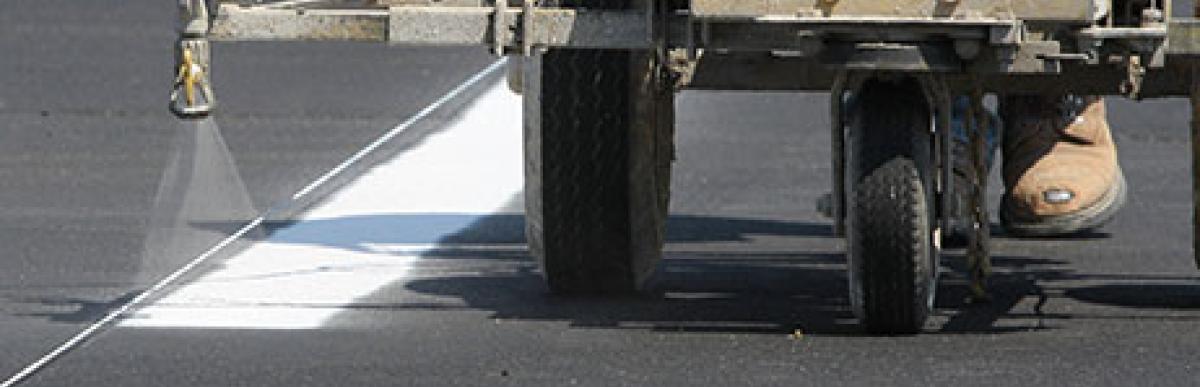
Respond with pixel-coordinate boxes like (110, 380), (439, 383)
(1000, 95), (1126, 236)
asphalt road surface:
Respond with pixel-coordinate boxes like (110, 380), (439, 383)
(2, 1), (1199, 386)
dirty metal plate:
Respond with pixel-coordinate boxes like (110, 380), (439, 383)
(388, 8), (649, 48)
(690, 0), (1097, 22)
(210, 4), (389, 41)
(1169, 19), (1200, 56)
(212, 0), (486, 9)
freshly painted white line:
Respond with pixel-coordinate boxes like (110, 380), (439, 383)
(0, 59), (509, 387)
(121, 76), (524, 329)
(289, 60), (509, 203)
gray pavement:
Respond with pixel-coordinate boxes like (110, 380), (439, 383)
(2, 1), (1200, 386)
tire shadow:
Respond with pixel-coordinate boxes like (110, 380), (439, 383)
(188, 212), (1200, 336)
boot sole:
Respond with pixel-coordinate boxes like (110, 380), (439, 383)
(1000, 168), (1127, 237)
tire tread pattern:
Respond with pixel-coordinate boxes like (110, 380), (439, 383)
(848, 79), (936, 334)
(525, 41), (672, 293)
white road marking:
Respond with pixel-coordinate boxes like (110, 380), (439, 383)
(0, 59), (512, 387)
(122, 77), (523, 329)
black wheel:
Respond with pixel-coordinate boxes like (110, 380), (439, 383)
(522, 45), (674, 294)
(846, 78), (939, 334)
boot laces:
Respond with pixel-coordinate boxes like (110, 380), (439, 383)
(1013, 94), (1095, 146)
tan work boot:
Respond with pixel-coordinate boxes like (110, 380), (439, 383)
(1000, 95), (1127, 236)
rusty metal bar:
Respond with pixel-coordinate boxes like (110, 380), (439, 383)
(390, 7), (649, 48)
(210, 6), (389, 41)
(210, 4), (652, 48)
(684, 52), (1198, 96)
(965, 84), (992, 303)
(207, 3), (1200, 59)
(930, 79), (954, 250)
(202, 3), (1200, 98)
(689, 0), (1097, 22)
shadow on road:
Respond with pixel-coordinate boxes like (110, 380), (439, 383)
(372, 213), (1198, 336)
(76, 212), (1199, 334)
(1066, 284), (1200, 309)
(223, 213), (835, 253)
(935, 255), (1200, 333)
(13, 291), (140, 324)
(283, 211), (1190, 336)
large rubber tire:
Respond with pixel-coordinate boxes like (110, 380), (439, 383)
(522, 46), (674, 294)
(846, 78), (938, 334)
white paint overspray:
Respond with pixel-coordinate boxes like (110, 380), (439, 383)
(0, 60), (507, 387)
(140, 118), (261, 285)
(122, 78), (523, 329)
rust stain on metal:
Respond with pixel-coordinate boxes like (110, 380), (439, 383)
(1169, 20), (1200, 56)
(211, 6), (387, 41)
(297, 16), (385, 40)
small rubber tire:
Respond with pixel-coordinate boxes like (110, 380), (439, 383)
(846, 78), (939, 334)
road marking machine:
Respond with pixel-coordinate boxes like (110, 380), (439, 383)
(173, 0), (1200, 333)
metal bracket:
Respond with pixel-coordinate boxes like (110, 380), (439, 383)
(179, 0), (211, 38)
(171, 0), (215, 118)
(492, 0), (507, 56)
(521, 0), (536, 56)
(170, 38), (216, 118)
(1121, 54), (1148, 100)
(917, 75), (955, 253)
(827, 71), (872, 238)
(685, 0), (699, 61)
(491, 0), (539, 56)
(829, 71), (848, 237)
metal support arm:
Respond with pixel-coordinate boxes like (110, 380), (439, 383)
(209, 4), (652, 49)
